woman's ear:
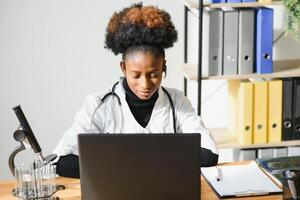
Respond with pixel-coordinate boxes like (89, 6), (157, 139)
(163, 60), (167, 78)
(120, 61), (126, 74)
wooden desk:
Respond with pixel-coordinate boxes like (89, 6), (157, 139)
(0, 177), (282, 200)
(0, 177), (81, 200)
(0, 163), (283, 200)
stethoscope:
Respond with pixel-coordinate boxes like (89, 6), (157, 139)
(90, 80), (177, 133)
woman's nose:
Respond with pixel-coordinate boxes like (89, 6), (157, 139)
(140, 76), (151, 89)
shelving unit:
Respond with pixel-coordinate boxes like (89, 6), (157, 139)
(179, 0), (300, 150)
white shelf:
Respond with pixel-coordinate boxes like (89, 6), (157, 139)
(210, 128), (300, 149)
(179, 59), (300, 80)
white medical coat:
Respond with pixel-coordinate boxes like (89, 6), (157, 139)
(53, 80), (218, 157)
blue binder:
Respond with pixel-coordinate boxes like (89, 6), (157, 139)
(227, 0), (241, 3)
(256, 8), (273, 74)
(211, 0), (226, 3)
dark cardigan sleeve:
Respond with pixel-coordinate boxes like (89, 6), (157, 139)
(200, 148), (219, 167)
(54, 154), (80, 178)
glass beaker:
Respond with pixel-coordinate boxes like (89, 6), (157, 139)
(13, 161), (57, 199)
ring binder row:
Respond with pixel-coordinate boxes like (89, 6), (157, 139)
(227, 78), (300, 145)
(201, 7), (273, 77)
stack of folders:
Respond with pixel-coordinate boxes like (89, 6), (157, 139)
(202, 7), (273, 76)
(227, 78), (300, 145)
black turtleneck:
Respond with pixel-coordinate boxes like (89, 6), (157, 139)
(123, 79), (158, 128)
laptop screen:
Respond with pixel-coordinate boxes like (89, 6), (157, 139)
(78, 133), (200, 200)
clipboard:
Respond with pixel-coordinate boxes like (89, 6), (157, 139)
(201, 161), (282, 198)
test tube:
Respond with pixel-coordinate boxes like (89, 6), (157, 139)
(15, 164), (35, 199)
(14, 161), (57, 199)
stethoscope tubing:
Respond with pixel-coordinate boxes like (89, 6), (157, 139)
(90, 81), (176, 133)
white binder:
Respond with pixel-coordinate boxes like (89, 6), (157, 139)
(223, 10), (239, 75)
(208, 9), (224, 76)
(238, 9), (255, 74)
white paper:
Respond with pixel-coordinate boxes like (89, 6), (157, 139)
(201, 161), (282, 197)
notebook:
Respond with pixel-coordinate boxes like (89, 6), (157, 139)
(201, 161), (282, 198)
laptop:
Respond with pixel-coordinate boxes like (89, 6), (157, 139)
(78, 133), (200, 200)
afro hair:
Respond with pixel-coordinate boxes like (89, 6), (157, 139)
(105, 3), (178, 55)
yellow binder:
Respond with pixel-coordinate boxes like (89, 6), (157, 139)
(268, 80), (283, 143)
(253, 81), (268, 144)
(258, 0), (272, 3)
(238, 81), (254, 145)
(227, 80), (253, 145)
(228, 80), (239, 137)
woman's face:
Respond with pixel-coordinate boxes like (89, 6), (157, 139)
(121, 52), (165, 100)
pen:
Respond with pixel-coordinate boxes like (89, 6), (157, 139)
(216, 167), (222, 181)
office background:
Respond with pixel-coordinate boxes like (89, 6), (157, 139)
(1, 0), (300, 180)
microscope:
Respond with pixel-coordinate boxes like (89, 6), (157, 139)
(9, 105), (57, 176)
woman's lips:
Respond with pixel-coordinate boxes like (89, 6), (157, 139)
(138, 90), (153, 97)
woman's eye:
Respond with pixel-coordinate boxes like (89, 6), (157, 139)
(132, 74), (140, 78)
(150, 72), (160, 78)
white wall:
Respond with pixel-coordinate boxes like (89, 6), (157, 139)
(0, 0), (184, 179)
